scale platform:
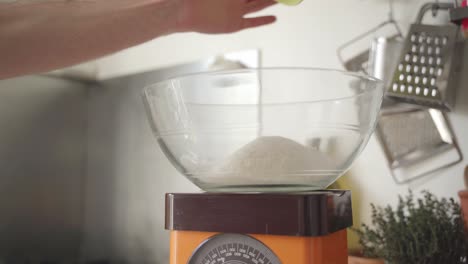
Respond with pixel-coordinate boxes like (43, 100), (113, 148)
(165, 190), (353, 264)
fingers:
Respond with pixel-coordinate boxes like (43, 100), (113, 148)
(244, 0), (277, 14)
(241, 15), (276, 29)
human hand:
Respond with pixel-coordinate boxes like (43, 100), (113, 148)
(0, 0), (277, 79)
(175, 0), (277, 33)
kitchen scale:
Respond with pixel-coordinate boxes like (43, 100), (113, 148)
(165, 191), (352, 264)
(142, 68), (384, 264)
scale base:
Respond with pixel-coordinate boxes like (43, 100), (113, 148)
(166, 191), (352, 264)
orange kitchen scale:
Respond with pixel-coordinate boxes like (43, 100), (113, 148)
(165, 191), (352, 264)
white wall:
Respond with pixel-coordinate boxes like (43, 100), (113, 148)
(91, 0), (425, 79)
(83, 73), (199, 264)
(0, 76), (88, 262)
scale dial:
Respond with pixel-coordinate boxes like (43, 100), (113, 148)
(188, 233), (282, 264)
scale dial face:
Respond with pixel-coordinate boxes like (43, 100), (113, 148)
(188, 233), (282, 264)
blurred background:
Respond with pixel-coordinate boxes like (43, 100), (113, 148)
(1, 0), (467, 263)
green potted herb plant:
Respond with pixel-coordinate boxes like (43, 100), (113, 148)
(353, 190), (468, 264)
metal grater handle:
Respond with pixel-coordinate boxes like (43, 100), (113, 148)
(416, 3), (455, 23)
(450, 6), (468, 24)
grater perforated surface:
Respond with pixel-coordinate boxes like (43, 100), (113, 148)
(378, 109), (445, 161)
(388, 24), (459, 109)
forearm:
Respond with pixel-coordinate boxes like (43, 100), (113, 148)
(0, 0), (180, 79)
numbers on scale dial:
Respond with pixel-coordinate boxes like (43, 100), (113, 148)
(188, 233), (282, 264)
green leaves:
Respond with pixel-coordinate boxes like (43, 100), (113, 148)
(354, 190), (468, 264)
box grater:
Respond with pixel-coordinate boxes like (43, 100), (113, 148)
(376, 104), (462, 184)
(387, 2), (464, 111)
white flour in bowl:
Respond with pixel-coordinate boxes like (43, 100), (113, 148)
(209, 136), (335, 185)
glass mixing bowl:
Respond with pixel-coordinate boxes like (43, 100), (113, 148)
(143, 68), (384, 192)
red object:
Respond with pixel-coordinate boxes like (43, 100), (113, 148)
(463, 0), (468, 36)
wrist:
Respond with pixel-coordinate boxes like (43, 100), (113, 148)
(173, 0), (195, 33)
(135, 0), (182, 35)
